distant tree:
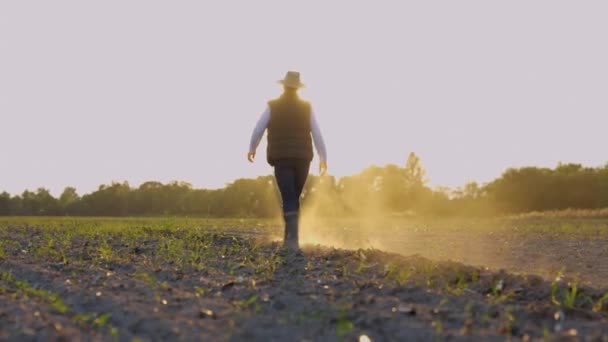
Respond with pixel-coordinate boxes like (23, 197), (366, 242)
(60, 187), (79, 204)
(417, 187), (453, 216)
(165, 181), (194, 215)
(483, 163), (607, 213)
(59, 187), (80, 215)
(17, 188), (59, 215)
(380, 164), (410, 212)
(485, 167), (550, 213)
(301, 175), (344, 216)
(2, 156), (608, 218)
(133, 181), (165, 215)
(181, 189), (213, 216)
(81, 182), (131, 216)
(338, 165), (385, 214)
(404, 152), (426, 189)
(0, 192), (10, 215)
(9, 195), (23, 215)
(221, 176), (279, 217)
(35, 188), (60, 215)
(462, 182), (482, 199)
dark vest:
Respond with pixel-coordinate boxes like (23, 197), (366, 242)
(266, 95), (313, 165)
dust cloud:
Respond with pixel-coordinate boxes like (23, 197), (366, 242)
(295, 179), (597, 286)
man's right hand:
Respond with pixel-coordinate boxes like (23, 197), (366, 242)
(319, 161), (327, 175)
(247, 152), (256, 163)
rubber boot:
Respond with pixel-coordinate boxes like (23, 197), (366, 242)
(283, 212), (299, 251)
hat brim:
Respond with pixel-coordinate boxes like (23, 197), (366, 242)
(277, 80), (305, 88)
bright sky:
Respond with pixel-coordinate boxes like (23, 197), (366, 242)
(1, 1), (607, 196)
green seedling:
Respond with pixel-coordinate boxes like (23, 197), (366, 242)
(92, 313), (112, 327)
(385, 263), (411, 286)
(550, 280), (561, 306)
(109, 327), (120, 338)
(335, 308), (353, 338)
(98, 240), (115, 261)
(341, 264), (349, 278)
(592, 292), (608, 312)
(480, 311), (491, 326)
(137, 271), (164, 303)
(1, 272), (70, 314)
(542, 326), (552, 339)
(1, 271), (101, 321)
(491, 279), (504, 297)
(138, 272), (158, 288)
(446, 271), (470, 295)
(432, 319), (443, 335)
(502, 305), (516, 336)
(563, 283), (578, 309)
(194, 286), (206, 297)
(233, 294), (261, 312)
(73, 312), (96, 324)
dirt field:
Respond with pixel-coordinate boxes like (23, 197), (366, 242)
(1, 217), (607, 341)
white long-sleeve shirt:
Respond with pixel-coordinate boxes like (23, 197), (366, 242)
(249, 106), (327, 163)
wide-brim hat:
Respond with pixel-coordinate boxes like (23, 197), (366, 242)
(277, 71), (305, 88)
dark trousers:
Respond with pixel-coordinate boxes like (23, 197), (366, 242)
(273, 160), (310, 215)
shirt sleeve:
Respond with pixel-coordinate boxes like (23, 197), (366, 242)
(249, 107), (270, 153)
(310, 109), (327, 163)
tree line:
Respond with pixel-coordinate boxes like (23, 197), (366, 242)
(1, 153), (607, 217)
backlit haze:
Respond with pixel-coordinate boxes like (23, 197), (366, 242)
(1, 1), (607, 196)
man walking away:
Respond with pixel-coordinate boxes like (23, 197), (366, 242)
(248, 71), (328, 251)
